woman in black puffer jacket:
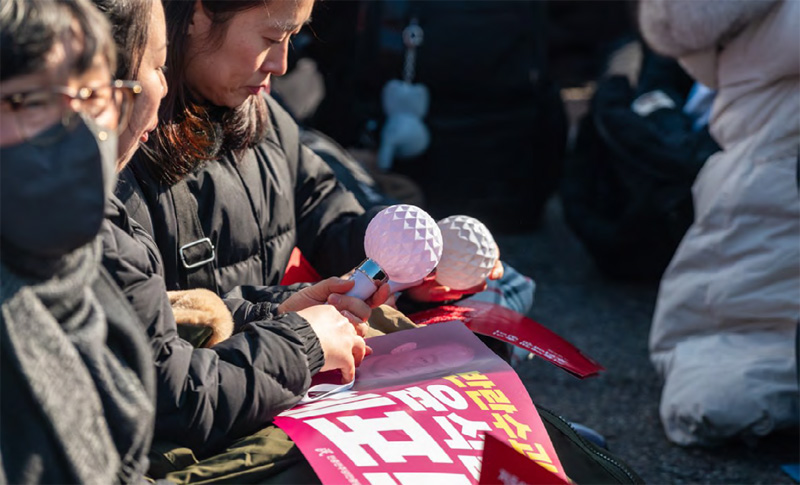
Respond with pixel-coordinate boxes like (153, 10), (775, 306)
(117, 0), (381, 297)
(95, 0), (374, 458)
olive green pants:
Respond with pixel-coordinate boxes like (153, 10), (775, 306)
(154, 305), (418, 483)
(149, 426), (318, 484)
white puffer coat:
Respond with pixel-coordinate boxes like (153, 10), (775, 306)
(639, 0), (799, 445)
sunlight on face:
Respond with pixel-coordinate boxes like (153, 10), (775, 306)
(0, 21), (113, 147)
(116, 0), (168, 169)
(184, 0), (314, 108)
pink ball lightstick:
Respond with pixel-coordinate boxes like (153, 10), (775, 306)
(346, 204), (443, 300)
(388, 215), (499, 292)
(434, 215), (499, 289)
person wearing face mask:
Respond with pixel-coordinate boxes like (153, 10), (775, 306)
(0, 0), (156, 482)
(91, 0), (387, 468)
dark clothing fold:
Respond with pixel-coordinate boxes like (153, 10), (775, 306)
(1, 241), (155, 484)
(118, 95), (378, 295)
(100, 197), (324, 457)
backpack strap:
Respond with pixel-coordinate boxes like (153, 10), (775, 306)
(169, 180), (218, 292)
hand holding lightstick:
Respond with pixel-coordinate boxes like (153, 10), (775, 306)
(346, 204), (443, 300)
(388, 215), (499, 293)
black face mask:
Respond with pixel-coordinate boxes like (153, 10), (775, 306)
(0, 115), (118, 258)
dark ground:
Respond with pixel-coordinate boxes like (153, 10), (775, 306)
(274, 54), (798, 485)
(498, 197), (799, 485)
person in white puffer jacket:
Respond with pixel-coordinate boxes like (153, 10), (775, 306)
(638, 0), (799, 446)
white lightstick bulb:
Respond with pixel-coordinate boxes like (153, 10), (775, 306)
(435, 215), (499, 290)
(387, 215), (499, 293)
(346, 204), (443, 300)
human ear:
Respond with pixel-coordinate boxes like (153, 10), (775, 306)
(187, 0), (208, 37)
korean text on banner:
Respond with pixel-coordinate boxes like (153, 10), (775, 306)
(274, 321), (567, 485)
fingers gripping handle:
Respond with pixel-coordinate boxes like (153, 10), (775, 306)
(345, 259), (388, 300)
(346, 270), (380, 300)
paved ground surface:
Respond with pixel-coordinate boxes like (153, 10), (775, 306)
(276, 58), (798, 484)
(497, 197), (799, 484)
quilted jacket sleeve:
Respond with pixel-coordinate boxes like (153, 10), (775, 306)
(99, 200), (324, 458)
(266, 95), (384, 278)
(222, 282), (312, 331)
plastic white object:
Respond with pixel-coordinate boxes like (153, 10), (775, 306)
(377, 113), (430, 171)
(346, 204), (442, 299)
(346, 264), (384, 300)
(387, 278), (423, 294)
(377, 80), (430, 171)
(366, 204), (442, 283)
(435, 215), (499, 290)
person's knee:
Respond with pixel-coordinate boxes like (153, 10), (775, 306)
(658, 333), (799, 446)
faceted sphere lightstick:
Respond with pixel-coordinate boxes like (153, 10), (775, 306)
(387, 214), (499, 293)
(346, 204), (443, 300)
(435, 215), (499, 290)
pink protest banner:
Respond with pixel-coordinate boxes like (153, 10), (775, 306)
(408, 301), (604, 378)
(478, 432), (569, 485)
(274, 321), (567, 485)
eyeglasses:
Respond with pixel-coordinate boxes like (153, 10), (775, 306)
(1, 80), (142, 144)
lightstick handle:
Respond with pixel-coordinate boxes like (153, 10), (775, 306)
(387, 279), (423, 294)
(346, 270), (379, 300)
(344, 259), (388, 300)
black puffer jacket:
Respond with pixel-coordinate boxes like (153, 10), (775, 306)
(118, 95), (380, 294)
(100, 196), (324, 457)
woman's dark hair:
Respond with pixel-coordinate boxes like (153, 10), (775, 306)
(90, 0), (151, 81)
(146, 0), (271, 184)
(0, 0), (116, 82)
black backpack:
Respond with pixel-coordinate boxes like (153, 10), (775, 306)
(561, 49), (720, 281)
